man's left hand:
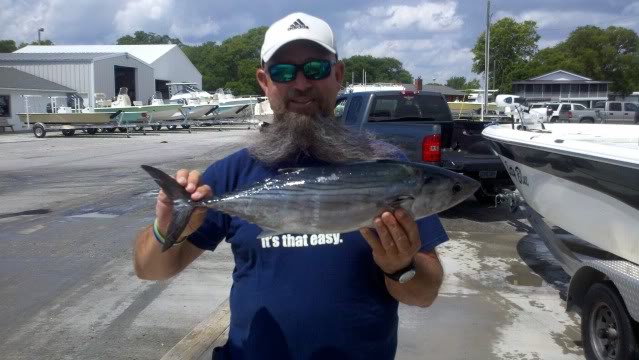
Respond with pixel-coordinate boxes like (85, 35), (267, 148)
(360, 208), (421, 274)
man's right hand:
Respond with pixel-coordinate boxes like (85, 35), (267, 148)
(155, 169), (213, 240)
(134, 168), (212, 280)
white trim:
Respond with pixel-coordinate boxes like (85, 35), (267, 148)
(530, 70), (592, 81)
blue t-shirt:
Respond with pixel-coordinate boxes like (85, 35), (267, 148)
(189, 148), (449, 360)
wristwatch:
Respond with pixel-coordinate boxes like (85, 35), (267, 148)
(384, 261), (417, 284)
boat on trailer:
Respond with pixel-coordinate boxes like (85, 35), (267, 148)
(483, 122), (639, 360)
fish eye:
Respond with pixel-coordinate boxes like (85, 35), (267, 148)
(452, 183), (462, 194)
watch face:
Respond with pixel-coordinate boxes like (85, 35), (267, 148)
(399, 269), (417, 284)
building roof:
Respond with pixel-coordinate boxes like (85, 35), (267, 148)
(0, 67), (75, 92)
(513, 69), (611, 84)
(15, 44), (177, 65)
(421, 84), (467, 96)
(0, 52), (123, 62)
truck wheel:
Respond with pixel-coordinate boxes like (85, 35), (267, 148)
(582, 282), (639, 360)
(61, 129), (75, 137)
(33, 124), (46, 138)
(580, 118), (595, 124)
(550, 116), (558, 123)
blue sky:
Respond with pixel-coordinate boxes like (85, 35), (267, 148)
(2, 0), (638, 83)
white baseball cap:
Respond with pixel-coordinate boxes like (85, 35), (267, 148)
(261, 12), (337, 63)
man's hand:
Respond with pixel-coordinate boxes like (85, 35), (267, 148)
(155, 169), (213, 240)
(360, 208), (421, 274)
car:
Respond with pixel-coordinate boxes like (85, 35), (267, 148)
(529, 103), (588, 122)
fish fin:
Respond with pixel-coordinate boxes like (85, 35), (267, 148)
(141, 165), (196, 252)
(141, 165), (192, 201)
(257, 228), (281, 238)
(386, 195), (415, 210)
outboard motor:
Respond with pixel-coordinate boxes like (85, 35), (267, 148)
(46, 103), (53, 113)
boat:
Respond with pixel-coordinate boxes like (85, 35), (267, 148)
(199, 88), (259, 120)
(93, 87), (183, 122)
(483, 123), (639, 265)
(17, 95), (145, 125)
(165, 83), (217, 119)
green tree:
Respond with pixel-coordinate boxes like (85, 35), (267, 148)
(18, 39), (54, 48)
(342, 55), (412, 85)
(116, 31), (184, 46)
(445, 76), (480, 90)
(514, 26), (639, 94)
(0, 40), (17, 53)
(472, 18), (540, 92)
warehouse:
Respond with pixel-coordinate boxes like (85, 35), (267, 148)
(15, 45), (201, 100)
(0, 52), (155, 109)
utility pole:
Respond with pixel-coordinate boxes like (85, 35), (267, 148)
(37, 28), (44, 44)
(483, 0), (491, 119)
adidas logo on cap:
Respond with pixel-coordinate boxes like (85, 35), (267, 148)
(288, 19), (309, 31)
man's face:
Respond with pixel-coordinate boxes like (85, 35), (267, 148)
(256, 41), (344, 116)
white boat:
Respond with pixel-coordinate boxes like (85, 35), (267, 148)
(483, 123), (639, 265)
(200, 88), (259, 120)
(165, 83), (217, 120)
(94, 88), (182, 122)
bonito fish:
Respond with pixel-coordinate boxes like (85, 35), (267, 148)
(142, 160), (479, 251)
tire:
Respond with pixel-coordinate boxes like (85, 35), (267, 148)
(87, 128), (98, 135)
(61, 129), (75, 137)
(151, 125), (162, 131)
(118, 127), (128, 133)
(550, 116), (558, 123)
(105, 128), (116, 133)
(33, 124), (46, 138)
(168, 125), (177, 130)
(181, 124), (191, 129)
(582, 282), (639, 360)
(580, 118), (595, 124)
(134, 126), (144, 132)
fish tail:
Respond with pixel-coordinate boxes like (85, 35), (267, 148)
(141, 165), (196, 252)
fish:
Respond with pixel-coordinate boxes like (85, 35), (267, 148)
(141, 160), (480, 251)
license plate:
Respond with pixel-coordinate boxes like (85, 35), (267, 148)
(479, 171), (497, 179)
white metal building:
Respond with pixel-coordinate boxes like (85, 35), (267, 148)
(512, 70), (611, 108)
(0, 52), (155, 108)
(15, 45), (202, 99)
(0, 67), (75, 129)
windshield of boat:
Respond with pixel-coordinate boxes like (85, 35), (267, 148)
(368, 94), (450, 122)
(118, 87), (129, 96)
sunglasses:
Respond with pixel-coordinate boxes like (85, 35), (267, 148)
(268, 59), (336, 83)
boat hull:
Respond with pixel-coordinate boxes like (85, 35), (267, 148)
(18, 112), (144, 125)
(94, 104), (183, 122)
(484, 124), (639, 265)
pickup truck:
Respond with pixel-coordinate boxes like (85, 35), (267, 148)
(335, 90), (513, 203)
(564, 101), (639, 124)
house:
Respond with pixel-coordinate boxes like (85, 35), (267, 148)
(511, 70), (611, 108)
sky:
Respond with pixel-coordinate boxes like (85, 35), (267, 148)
(2, 0), (639, 85)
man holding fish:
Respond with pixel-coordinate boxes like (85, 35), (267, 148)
(134, 12), (478, 360)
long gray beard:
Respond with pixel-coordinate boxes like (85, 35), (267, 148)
(247, 112), (400, 166)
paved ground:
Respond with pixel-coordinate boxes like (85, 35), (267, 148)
(0, 129), (583, 359)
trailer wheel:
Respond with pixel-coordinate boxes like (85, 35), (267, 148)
(33, 124), (46, 138)
(167, 125), (177, 130)
(61, 129), (75, 137)
(134, 126), (144, 132)
(105, 128), (116, 133)
(181, 124), (191, 129)
(582, 282), (639, 360)
(87, 128), (98, 135)
(151, 125), (162, 131)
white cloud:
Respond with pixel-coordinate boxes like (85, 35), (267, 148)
(169, 18), (220, 39)
(494, 8), (639, 32)
(344, 1), (463, 35)
(113, 0), (174, 34)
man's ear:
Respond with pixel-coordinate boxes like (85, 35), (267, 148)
(256, 68), (269, 95)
